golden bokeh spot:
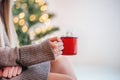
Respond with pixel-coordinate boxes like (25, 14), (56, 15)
(39, 17), (44, 22)
(35, 28), (41, 34)
(29, 15), (36, 21)
(44, 18), (51, 23)
(40, 5), (47, 11)
(22, 25), (28, 33)
(35, 0), (40, 3)
(19, 19), (25, 26)
(41, 27), (47, 33)
(19, 12), (25, 19)
(39, 14), (49, 22)
(13, 17), (19, 23)
(38, 0), (45, 6)
(42, 14), (49, 19)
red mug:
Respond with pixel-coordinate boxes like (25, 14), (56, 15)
(61, 37), (77, 55)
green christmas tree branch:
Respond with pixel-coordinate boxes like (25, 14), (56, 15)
(35, 27), (59, 40)
(12, 0), (59, 46)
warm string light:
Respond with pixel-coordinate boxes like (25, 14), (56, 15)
(13, 0), (55, 43)
(35, 0), (45, 6)
(41, 26), (47, 33)
(40, 5), (47, 11)
(44, 18), (51, 25)
(34, 25), (53, 35)
(39, 14), (49, 22)
(29, 15), (36, 22)
(13, 16), (19, 23)
(19, 19), (25, 26)
(22, 25), (28, 33)
(19, 12), (25, 19)
(35, 28), (41, 34)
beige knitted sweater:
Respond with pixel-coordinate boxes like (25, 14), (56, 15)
(0, 35), (55, 80)
(0, 0), (55, 79)
(0, 20), (55, 80)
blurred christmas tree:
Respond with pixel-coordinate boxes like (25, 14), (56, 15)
(12, 0), (59, 46)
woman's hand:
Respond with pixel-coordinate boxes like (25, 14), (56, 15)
(49, 37), (64, 58)
(1, 66), (22, 79)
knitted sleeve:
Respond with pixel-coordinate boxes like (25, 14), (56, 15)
(0, 40), (55, 67)
(19, 40), (55, 66)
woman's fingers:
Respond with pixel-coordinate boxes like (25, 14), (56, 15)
(2, 67), (9, 78)
(53, 46), (63, 57)
(56, 42), (63, 49)
(17, 66), (22, 75)
(53, 46), (64, 53)
(56, 42), (63, 48)
(49, 37), (64, 58)
(12, 66), (18, 77)
(53, 51), (63, 57)
(54, 42), (64, 51)
(8, 67), (15, 78)
(12, 66), (22, 76)
(2, 66), (22, 78)
(51, 42), (64, 49)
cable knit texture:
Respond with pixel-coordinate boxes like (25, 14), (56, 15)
(19, 40), (55, 67)
(0, 47), (19, 67)
(0, 38), (55, 80)
(0, 0), (55, 79)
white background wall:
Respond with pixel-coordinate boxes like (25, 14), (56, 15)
(47, 0), (120, 69)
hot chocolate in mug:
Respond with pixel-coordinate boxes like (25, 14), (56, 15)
(61, 37), (77, 55)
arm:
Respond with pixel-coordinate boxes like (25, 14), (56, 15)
(0, 37), (63, 67)
(19, 40), (55, 67)
(0, 40), (55, 67)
